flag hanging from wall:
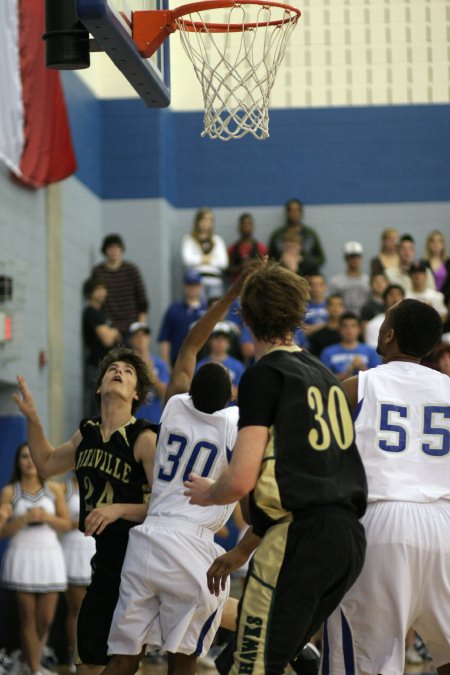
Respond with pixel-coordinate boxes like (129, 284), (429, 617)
(0, 0), (76, 188)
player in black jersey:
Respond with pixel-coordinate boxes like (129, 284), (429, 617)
(12, 347), (156, 675)
(186, 261), (368, 675)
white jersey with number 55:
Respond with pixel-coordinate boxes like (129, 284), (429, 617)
(355, 361), (450, 503)
(149, 393), (239, 531)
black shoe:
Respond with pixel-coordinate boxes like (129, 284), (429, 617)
(289, 643), (321, 675)
(215, 638), (320, 675)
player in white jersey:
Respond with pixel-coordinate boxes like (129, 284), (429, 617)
(104, 271), (248, 675)
(322, 298), (450, 675)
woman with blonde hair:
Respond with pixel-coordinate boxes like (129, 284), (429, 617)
(1, 443), (70, 675)
(423, 229), (450, 297)
(370, 227), (400, 276)
(181, 207), (229, 300)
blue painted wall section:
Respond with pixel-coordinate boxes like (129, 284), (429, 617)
(62, 72), (103, 196)
(62, 73), (450, 206)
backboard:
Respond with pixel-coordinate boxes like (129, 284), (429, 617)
(76, 0), (170, 107)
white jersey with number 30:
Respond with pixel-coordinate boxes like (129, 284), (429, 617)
(149, 393), (239, 531)
(355, 361), (450, 503)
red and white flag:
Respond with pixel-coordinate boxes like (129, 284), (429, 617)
(0, 0), (76, 188)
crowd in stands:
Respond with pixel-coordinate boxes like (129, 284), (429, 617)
(81, 201), (450, 421)
(1, 201), (449, 674)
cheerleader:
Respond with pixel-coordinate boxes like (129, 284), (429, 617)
(0, 443), (70, 675)
(0, 503), (12, 533)
(60, 474), (95, 672)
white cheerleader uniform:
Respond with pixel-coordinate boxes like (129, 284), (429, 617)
(60, 478), (95, 586)
(323, 361), (450, 674)
(1, 482), (67, 592)
(108, 393), (239, 658)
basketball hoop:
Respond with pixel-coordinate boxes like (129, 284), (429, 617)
(133, 0), (301, 140)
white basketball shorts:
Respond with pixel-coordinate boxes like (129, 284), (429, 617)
(107, 516), (229, 657)
(322, 500), (450, 674)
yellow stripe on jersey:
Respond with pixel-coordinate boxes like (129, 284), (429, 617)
(231, 522), (290, 674)
(253, 426), (291, 523)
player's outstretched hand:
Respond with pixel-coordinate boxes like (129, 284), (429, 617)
(183, 473), (215, 506)
(230, 254), (269, 299)
(207, 548), (249, 596)
(84, 504), (124, 536)
(12, 376), (39, 421)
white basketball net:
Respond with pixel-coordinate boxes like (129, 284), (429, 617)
(175, 3), (299, 141)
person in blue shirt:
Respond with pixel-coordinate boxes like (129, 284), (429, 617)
(128, 322), (170, 424)
(158, 271), (207, 366)
(196, 321), (246, 401)
(320, 311), (381, 380)
(304, 273), (328, 328)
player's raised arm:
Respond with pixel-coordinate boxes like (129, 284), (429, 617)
(12, 376), (79, 478)
(164, 259), (265, 405)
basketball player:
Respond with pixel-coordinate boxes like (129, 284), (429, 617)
(103, 271), (248, 675)
(12, 348), (156, 675)
(322, 299), (450, 675)
(185, 261), (368, 675)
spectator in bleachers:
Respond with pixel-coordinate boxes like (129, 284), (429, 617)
(329, 241), (370, 316)
(386, 234), (435, 294)
(320, 311), (381, 380)
(436, 343), (450, 377)
(308, 293), (344, 357)
(279, 232), (319, 277)
(158, 270), (207, 366)
(267, 198), (325, 269)
(370, 227), (400, 276)
(407, 260), (447, 319)
(91, 234), (149, 336)
(227, 213), (268, 282)
(364, 283), (405, 348)
(128, 322), (170, 424)
(82, 276), (121, 416)
(196, 321), (246, 401)
(360, 272), (389, 336)
(181, 207), (229, 300)
(224, 298), (255, 365)
(423, 229), (450, 297)
(303, 273), (328, 337)
(441, 295), (450, 343)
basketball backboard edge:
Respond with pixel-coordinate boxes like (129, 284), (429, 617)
(76, 0), (170, 107)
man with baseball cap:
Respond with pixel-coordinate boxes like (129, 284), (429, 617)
(128, 322), (170, 424)
(196, 321), (246, 401)
(329, 241), (370, 316)
(158, 272), (207, 366)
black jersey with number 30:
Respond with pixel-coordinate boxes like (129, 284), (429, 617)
(75, 417), (153, 532)
(237, 347), (368, 537)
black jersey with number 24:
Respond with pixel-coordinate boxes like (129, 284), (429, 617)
(75, 416), (153, 533)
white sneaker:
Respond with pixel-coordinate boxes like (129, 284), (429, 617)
(197, 644), (226, 669)
(41, 668), (55, 675)
(405, 647), (423, 664)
